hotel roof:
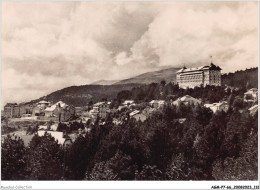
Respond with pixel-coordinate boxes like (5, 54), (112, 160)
(176, 63), (221, 74)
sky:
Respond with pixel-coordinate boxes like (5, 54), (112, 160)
(1, 1), (258, 107)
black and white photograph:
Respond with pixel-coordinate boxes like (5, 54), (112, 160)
(1, 1), (259, 189)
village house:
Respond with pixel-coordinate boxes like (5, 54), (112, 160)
(173, 95), (201, 107)
(38, 100), (51, 109)
(38, 123), (58, 131)
(76, 116), (91, 125)
(75, 106), (88, 116)
(122, 100), (135, 107)
(91, 102), (110, 120)
(3, 103), (20, 118)
(143, 107), (156, 117)
(19, 103), (34, 115)
(32, 106), (44, 116)
(33, 101), (75, 122)
(130, 110), (147, 122)
(44, 105), (56, 117)
(149, 100), (165, 109)
(248, 105), (258, 116)
(60, 105), (75, 122)
(43, 101), (75, 122)
(32, 100), (51, 116)
(244, 88), (258, 103)
(204, 101), (229, 113)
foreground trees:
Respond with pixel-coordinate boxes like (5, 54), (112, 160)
(25, 134), (64, 180)
(1, 135), (27, 180)
(1, 133), (64, 180)
(2, 102), (258, 180)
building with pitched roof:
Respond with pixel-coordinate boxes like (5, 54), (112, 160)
(176, 63), (221, 88)
(3, 103), (20, 118)
(204, 101), (229, 113)
(248, 105), (258, 116)
(173, 95), (201, 106)
(244, 88), (258, 103)
(129, 110), (147, 122)
(149, 100), (165, 109)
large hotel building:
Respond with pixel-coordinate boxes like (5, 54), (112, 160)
(176, 63), (222, 89)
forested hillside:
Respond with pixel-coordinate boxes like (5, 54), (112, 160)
(25, 67), (257, 106)
(222, 67), (258, 89)
(115, 67), (180, 85)
(27, 84), (143, 106)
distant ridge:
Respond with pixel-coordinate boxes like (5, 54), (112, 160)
(91, 80), (120, 85)
(115, 67), (181, 85)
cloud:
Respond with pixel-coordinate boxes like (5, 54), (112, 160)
(1, 1), (258, 107)
(121, 1), (258, 70)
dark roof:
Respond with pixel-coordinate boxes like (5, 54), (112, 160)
(176, 63), (221, 73)
(5, 103), (18, 107)
(209, 63), (222, 70)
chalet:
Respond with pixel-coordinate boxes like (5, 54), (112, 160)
(122, 100), (135, 107)
(44, 105), (56, 117)
(149, 100), (165, 109)
(32, 100), (51, 116)
(76, 116), (91, 125)
(37, 100), (51, 109)
(244, 88), (258, 103)
(248, 105), (258, 116)
(204, 101), (229, 113)
(173, 95), (201, 106)
(43, 101), (75, 122)
(130, 110), (147, 122)
(91, 102), (110, 119)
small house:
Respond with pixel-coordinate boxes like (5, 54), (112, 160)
(244, 88), (258, 102)
(173, 95), (201, 106)
(204, 101), (229, 113)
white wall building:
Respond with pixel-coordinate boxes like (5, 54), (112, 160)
(176, 63), (221, 89)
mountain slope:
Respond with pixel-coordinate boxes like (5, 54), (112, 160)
(222, 67), (258, 89)
(27, 83), (142, 107)
(91, 80), (119, 85)
(115, 67), (181, 85)
(25, 67), (258, 107)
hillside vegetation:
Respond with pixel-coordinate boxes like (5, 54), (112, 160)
(25, 67), (257, 106)
(222, 67), (257, 89)
(27, 84), (143, 106)
(115, 67), (180, 85)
